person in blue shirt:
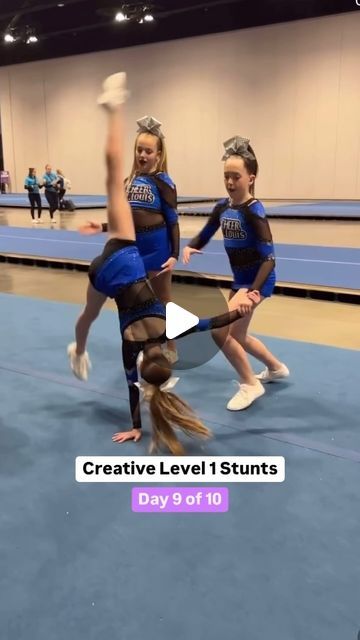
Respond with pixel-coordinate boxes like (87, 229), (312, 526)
(24, 168), (43, 223)
(183, 136), (289, 412)
(42, 164), (60, 223)
(67, 73), (257, 455)
(79, 117), (179, 364)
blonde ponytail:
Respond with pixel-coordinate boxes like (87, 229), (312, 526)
(149, 388), (211, 455)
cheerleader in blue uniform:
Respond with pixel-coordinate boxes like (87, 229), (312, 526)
(68, 73), (257, 455)
(80, 117), (179, 364)
(183, 136), (289, 411)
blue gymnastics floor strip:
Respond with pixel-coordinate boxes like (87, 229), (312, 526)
(1, 194), (360, 219)
(0, 227), (359, 290)
(179, 200), (360, 219)
(0, 194), (217, 208)
(0, 194), (106, 208)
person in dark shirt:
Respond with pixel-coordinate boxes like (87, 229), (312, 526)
(42, 164), (59, 223)
(24, 168), (43, 223)
(183, 136), (289, 411)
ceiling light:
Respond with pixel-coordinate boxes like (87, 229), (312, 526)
(4, 33), (16, 43)
(115, 11), (128, 22)
(27, 35), (38, 44)
(144, 14), (154, 22)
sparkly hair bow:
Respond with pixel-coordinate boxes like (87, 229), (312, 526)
(136, 115), (165, 139)
(222, 136), (251, 160)
(134, 377), (180, 401)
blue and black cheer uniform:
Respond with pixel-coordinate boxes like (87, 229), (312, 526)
(101, 171), (180, 271)
(88, 237), (242, 428)
(188, 198), (276, 297)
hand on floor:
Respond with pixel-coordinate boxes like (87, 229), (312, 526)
(112, 428), (142, 444)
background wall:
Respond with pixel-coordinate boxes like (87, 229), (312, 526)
(0, 11), (359, 199)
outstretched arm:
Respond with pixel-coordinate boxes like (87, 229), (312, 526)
(183, 201), (226, 264)
(175, 290), (260, 340)
(187, 202), (224, 249)
(112, 339), (143, 445)
(176, 308), (242, 339)
(122, 340), (142, 429)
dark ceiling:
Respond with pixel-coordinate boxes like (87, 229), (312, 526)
(0, 0), (358, 67)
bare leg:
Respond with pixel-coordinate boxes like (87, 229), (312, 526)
(212, 326), (256, 385)
(211, 289), (265, 409)
(68, 73), (132, 383)
(67, 283), (106, 381)
(229, 291), (281, 368)
(211, 290), (256, 384)
(100, 74), (135, 242)
(75, 282), (107, 354)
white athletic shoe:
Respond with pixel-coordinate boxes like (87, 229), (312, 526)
(67, 342), (91, 381)
(163, 348), (179, 365)
(97, 72), (129, 109)
(256, 363), (289, 383)
(227, 379), (265, 411)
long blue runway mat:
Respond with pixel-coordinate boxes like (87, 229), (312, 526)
(179, 201), (360, 219)
(0, 227), (359, 290)
(0, 194), (215, 208)
(1, 194), (360, 218)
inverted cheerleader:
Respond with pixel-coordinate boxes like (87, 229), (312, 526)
(68, 72), (258, 455)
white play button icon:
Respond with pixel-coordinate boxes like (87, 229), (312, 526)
(166, 302), (199, 339)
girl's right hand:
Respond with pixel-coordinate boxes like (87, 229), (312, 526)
(182, 246), (203, 264)
(78, 221), (102, 235)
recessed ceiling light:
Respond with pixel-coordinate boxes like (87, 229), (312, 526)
(115, 11), (128, 22)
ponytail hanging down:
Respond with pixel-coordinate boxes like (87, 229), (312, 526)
(149, 387), (211, 455)
(139, 352), (211, 455)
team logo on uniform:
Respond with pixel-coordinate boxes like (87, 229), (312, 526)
(128, 184), (155, 204)
(221, 217), (246, 240)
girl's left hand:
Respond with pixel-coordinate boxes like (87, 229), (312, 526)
(247, 290), (261, 305)
(161, 257), (177, 272)
(231, 288), (255, 315)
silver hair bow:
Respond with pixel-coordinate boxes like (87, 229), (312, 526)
(136, 115), (165, 139)
(222, 136), (251, 160)
(134, 377), (180, 401)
